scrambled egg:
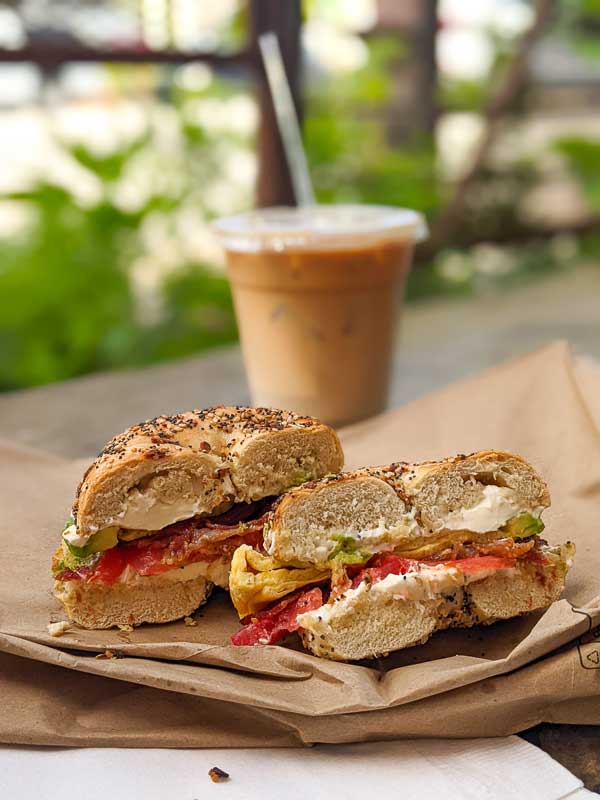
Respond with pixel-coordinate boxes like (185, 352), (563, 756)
(229, 546), (329, 618)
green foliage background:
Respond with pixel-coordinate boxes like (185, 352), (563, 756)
(0, 80), (241, 391)
(1, 0), (600, 391)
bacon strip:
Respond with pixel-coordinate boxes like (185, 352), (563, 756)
(425, 537), (535, 563)
(231, 588), (324, 646)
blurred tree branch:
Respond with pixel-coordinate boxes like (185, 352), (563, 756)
(446, 213), (600, 249)
(424, 0), (556, 256)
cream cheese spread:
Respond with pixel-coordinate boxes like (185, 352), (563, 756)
(117, 491), (209, 531)
(116, 557), (229, 589)
(297, 561), (517, 631)
(438, 485), (523, 533)
(62, 524), (89, 548)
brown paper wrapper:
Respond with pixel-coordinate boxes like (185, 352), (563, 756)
(1, 341), (600, 744)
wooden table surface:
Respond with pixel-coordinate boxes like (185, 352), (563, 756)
(1, 269), (599, 790)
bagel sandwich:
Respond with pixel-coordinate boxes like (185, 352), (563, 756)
(229, 450), (574, 660)
(52, 406), (343, 629)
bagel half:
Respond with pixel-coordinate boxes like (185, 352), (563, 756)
(52, 406), (343, 629)
(229, 450), (574, 660)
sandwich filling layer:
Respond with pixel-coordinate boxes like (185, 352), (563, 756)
(230, 510), (545, 617)
(53, 498), (273, 589)
(231, 540), (574, 647)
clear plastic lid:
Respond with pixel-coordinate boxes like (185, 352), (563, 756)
(213, 204), (428, 252)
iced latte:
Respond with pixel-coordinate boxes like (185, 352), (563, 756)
(214, 205), (426, 427)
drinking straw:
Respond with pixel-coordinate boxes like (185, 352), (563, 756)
(259, 32), (316, 206)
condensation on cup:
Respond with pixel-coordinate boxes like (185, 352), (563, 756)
(214, 205), (427, 428)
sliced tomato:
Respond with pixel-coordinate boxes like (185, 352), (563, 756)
(88, 547), (128, 586)
(352, 553), (413, 588)
(351, 551), (518, 590)
(231, 587), (324, 646)
(124, 546), (174, 577)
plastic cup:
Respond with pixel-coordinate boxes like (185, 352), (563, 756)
(213, 205), (427, 427)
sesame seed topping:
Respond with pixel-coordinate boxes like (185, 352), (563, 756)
(72, 406), (326, 518)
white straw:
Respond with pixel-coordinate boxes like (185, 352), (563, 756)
(259, 32), (315, 206)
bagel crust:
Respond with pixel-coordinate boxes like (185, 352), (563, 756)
(73, 406), (343, 535)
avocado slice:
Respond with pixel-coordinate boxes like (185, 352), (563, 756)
(53, 546), (99, 575)
(118, 528), (153, 542)
(328, 535), (371, 565)
(290, 470), (310, 487)
(501, 512), (544, 539)
(64, 526), (119, 559)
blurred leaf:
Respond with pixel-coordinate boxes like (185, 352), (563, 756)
(578, 0), (600, 12)
(67, 132), (150, 183)
(554, 136), (600, 209)
(0, 80), (250, 391)
(305, 37), (438, 217)
(559, 0), (600, 62)
(140, 265), (238, 363)
(438, 78), (487, 113)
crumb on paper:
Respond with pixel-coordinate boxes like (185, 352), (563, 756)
(47, 621), (71, 637)
(117, 623), (134, 632)
(184, 616), (198, 627)
(96, 649), (116, 660)
(208, 767), (229, 783)
(95, 649), (125, 660)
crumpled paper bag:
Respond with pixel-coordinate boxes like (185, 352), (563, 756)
(1, 341), (599, 744)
